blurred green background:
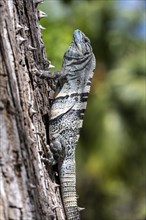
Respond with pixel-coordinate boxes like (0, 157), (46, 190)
(39, 0), (146, 219)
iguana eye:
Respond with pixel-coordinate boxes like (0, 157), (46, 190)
(84, 36), (90, 44)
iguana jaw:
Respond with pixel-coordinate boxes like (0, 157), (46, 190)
(73, 29), (84, 54)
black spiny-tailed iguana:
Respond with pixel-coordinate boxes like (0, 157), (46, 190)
(39, 29), (96, 220)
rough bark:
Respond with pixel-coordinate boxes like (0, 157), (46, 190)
(0, 0), (65, 219)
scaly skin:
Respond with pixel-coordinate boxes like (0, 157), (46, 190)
(49, 29), (96, 220)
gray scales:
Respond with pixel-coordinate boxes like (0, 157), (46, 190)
(40, 30), (96, 220)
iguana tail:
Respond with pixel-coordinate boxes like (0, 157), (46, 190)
(59, 159), (80, 220)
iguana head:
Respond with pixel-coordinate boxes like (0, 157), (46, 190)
(62, 29), (96, 81)
(64, 29), (93, 59)
(73, 29), (92, 55)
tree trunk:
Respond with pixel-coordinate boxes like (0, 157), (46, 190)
(0, 0), (65, 219)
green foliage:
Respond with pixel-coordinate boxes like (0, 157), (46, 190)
(40, 1), (145, 219)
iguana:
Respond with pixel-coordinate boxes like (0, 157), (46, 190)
(39, 29), (96, 220)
